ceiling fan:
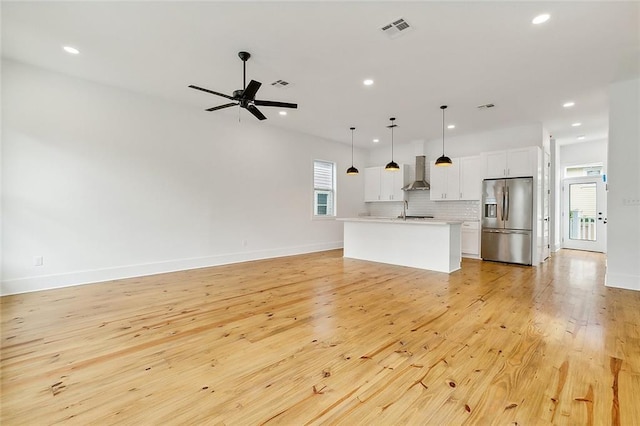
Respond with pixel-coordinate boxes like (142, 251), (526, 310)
(188, 51), (298, 121)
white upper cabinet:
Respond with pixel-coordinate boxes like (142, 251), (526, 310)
(459, 156), (482, 200)
(483, 147), (536, 178)
(364, 165), (409, 202)
(364, 167), (382, 202)
(430, 156), (481, 201)
(430, 160), (460, 200)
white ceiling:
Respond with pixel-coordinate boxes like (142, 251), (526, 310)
(2, 1), (639, 149)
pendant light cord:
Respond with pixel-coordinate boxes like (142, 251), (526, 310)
(391, 125), (394, 160)
(390, 117), (396, 160)
(351, 127), (355, 166)
(442, 107), (445, 155)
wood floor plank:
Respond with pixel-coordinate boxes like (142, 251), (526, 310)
(2, 249), (639, 425)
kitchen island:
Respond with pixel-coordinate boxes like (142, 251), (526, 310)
(339, 217), (462, 273)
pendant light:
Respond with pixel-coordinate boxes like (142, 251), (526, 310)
(435, 105), (453, 167)
(346, 127), (359, 175)
(385, 117), (400, 171)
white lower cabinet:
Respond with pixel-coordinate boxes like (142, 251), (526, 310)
(461, 221), (480, 258)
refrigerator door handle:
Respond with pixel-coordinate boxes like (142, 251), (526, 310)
(483, 229), (529, 235)
(504, 185), (510, 222)
(501, 188), (505, 221)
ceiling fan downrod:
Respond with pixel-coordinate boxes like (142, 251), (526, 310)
(238, 51), (250, 91)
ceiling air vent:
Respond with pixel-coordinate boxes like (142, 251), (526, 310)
(477, 103), (495, 110)
(380, 18), (413, 39)
(271, 79), (290, 88)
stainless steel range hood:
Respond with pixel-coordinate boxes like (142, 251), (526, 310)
(402, 155), (430, 191)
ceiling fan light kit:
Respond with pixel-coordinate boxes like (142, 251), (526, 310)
(189, 51), (297, 121)
(385, 117), (400, 171)
(435, 105), (453, 167)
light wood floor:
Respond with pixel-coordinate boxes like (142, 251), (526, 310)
(1, 249), (639, 425)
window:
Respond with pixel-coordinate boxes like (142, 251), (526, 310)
(565, 164), (603, 178)
(314, 160), (336, 217)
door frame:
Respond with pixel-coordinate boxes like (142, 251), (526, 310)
(562, 176), (607, 252)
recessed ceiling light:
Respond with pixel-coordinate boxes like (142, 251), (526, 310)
(373, 139), (379, 143)
(563, 101), (575, 108)
(279, 111), (287, 116)
(63, 46), (80, 55)
(363, 79), (374, 86)
(532, 14), (550, 25)
(577, 135), (586, 140)
(572, 122), (582, 127)
(447, 124), (455, 129)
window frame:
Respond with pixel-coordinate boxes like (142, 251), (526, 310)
(313, 159), (337, 219)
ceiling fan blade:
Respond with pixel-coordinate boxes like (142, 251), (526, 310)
(188, 85), (234, 100)
(205, 102), (238, 112)
(246, 104), (267, 120)
(242, 80), (262, 100)
(254, 100), (298, 109)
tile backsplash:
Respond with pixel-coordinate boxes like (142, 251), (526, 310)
(365, 191), (480, 221)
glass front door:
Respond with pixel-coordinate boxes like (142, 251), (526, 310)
(563, 177), (607, 252)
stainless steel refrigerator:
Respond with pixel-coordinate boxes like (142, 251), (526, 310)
(481, 177), (533, 265)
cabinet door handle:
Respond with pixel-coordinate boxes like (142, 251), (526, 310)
(507, 168), (510, 176)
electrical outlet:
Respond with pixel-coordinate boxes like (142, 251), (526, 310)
(34, 256), (44, 267)
(623, 198), (640, 206)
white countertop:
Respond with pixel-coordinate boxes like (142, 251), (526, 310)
(338, 217), (463, 225)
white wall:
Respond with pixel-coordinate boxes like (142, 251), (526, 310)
(606, 77), (640, 291)
(560, 139), (608, 170)
(1, 60), (365, 295)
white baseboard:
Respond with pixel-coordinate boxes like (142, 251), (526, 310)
(0, 241), (343, 296)
(605, 271), (640, 291)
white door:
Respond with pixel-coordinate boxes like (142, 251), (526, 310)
(562, 176), (607, 252)
(542, 152), (550, 260)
